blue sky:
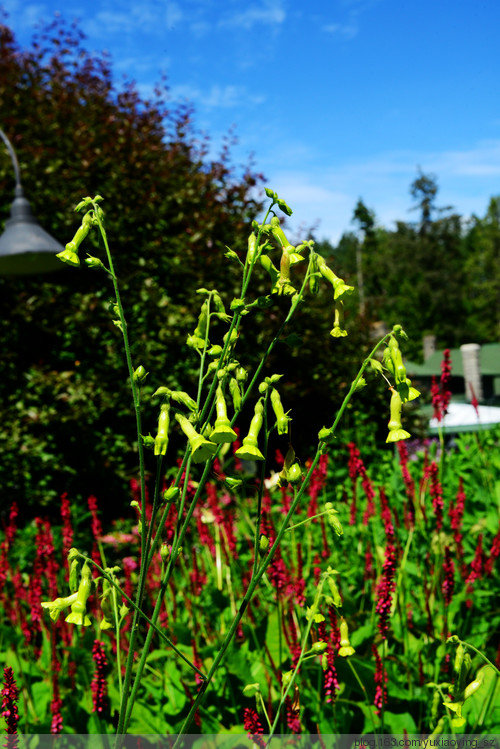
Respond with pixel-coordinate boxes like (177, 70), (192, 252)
(2, 0), (500, 243)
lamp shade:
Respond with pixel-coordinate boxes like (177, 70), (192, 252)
(0, 185), (65, 275)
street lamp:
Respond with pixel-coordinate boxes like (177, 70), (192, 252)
(0, 127), (65, 275)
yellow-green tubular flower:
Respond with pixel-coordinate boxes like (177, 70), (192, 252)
(154, 403), (170, 456)
(41, 593), (78, 622)
(212, 291), (231, 323)
(387, 334), (407, 385)
(260, 253), (280, 293)
(210, 385), (238, 444)
(65, 562), (93, 626)
(228, 377), (242, 412)
(187, 300), (209, 350)
(309, 252), (320, 294)
(382, 346), (420, 402)
(338, 618), (356, 657)
(278, 246), (296, 296)
(325, 567), (343, 607)
(386, 387), (411, 443)
(235, 399), (265, 461)
(175, 413), (217, 463)
(316, 256), (354, 300)
(99, 577), (115, 631)
(269, 216), (291, 249)
(270, 388), (291, 436)
(330, 301), (348, 338)
(246, 233), (258, 266)
(56, 211), (96, 268)
(325, 503), (343, 537)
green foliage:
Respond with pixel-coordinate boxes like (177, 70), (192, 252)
(0, 16), (263, 512)
(1, 424), (499, 735)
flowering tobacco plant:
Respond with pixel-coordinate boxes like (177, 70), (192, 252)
(38, 190), (422, 740)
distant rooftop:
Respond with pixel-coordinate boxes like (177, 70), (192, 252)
(405, 342), (500, 377)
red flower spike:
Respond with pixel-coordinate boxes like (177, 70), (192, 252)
(2, 667), (19, 743)
(243, 708), (265, 748)
(91, 640), (109, 715)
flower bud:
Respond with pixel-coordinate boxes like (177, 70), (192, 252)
(133, 365), (148, 384)
(259, 534), (269, 552)
(163, 486), (180, 504)
(85, 255), (106, 270)
(281, 671), (293, 689)
(287, 463), (302, 484)
(311, 641), (328, 654)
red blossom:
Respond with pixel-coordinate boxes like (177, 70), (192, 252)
(285, 695), (301, 733)
(347, 443), (375, 525)
(372, 645), (388, 715)
(442, 546), (455, 606)
(243, 708), (265, 747)
(91, 640), (109, 715)
(397, 441), (415, 526)
(432, 349), (452, 422)
(466, 534), (484, 607)
(60, 493), (74, 563)
(375, 489), (397, 639)
(2, 667), (19, 742)
(485, 526), (500, 576)
(449, 478), (466, 567)
(425, 462), (443, 531)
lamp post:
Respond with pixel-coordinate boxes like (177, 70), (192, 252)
(0, 127), (65, 275)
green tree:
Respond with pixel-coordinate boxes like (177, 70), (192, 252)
(462, 197), (500, 341)
(0, 16), (262, 514)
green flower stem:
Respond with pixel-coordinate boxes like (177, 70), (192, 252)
(266, 576), (327, 742)
(239, 256), (314, 412)
(241, 205), (274, 293)
(75, 553), (204, 680)
(90, 202), (153, 738)
(451, 639), (500, 676)
(121, 452), (219, 735)
(346, 658), (378, 734)
(172, 331), (396, 742)
(285, 509), (330, 532)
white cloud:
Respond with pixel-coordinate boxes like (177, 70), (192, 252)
(258, 139), (500, 244)
(167, 82), (265, 110)
(165, 2), (183, 29)
(219, 0), (285, 30)
(322, 22), (358, 39)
